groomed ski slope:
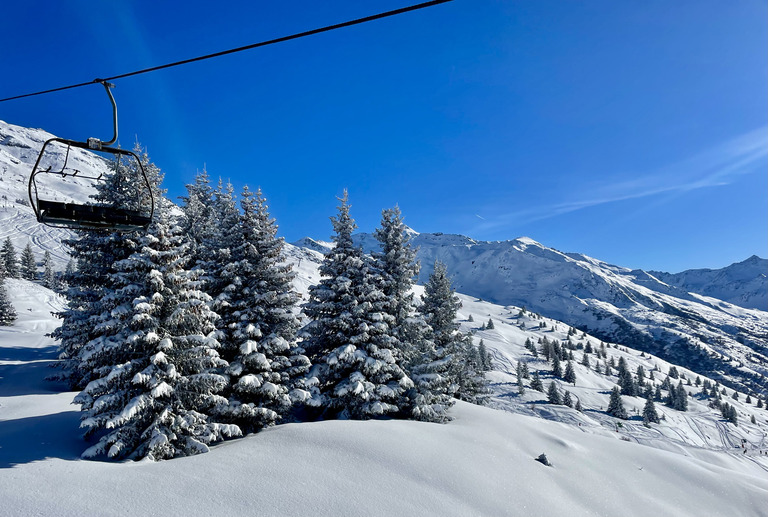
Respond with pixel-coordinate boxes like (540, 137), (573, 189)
(1, 279), (767, 516)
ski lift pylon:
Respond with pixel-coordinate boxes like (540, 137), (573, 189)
(28, 80), (154, 231)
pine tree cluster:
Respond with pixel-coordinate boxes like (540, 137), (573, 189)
(52, 156), (489, 461)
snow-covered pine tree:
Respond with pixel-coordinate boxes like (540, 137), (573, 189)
(617, 357), (636, 396)
(0, 276), (16, 325)
(1, 237), (19, 279)
(75, 166), (239, 460)
(302, 191), (412, 420)
(478, 339), (492, 371)
(530, 370), (544, 391)
(674, 380), (688, 411)
(41, 251), (57, 290)
(607, 386), (628, 419)
(418, 261), (488, 405)
(20, 243), (37, 280)
(372, 205), (419, 344)
(642, 396), (659, 425)
(563, 390), (573, 408)
(401, 314), (454, 422)
(564, 360), (576, 385)
(50, 146), (152, 389)
(517, 362), (526, 395)
(551, 353), (563, 378)
(213, 186), (309, 433)
(547, 381), (562, 405)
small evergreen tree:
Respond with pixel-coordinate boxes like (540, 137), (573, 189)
(551, 354), (563, 378)
(486, 318), (494, 330)
(41, 251), (57, 290)
(1, 237), (19, 278)
(0, 279), (16, 325)
(575, 398), (583, 412)
(547, 381), (562, 405)
(530, 370), (544, 392)
(607, 386), (628, 419)
(563, 390), (573, 408)
(20, 243), (37, 280)
(564, 360), (576, 385)
(642, 396), (659, 425)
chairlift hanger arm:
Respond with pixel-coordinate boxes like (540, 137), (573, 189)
(88, 80), (117, 149)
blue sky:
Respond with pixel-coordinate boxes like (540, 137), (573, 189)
(2, 0), (765, 272)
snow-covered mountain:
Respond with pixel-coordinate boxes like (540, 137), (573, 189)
(293, 232), (768, 396)
(650, 255), (767, 311)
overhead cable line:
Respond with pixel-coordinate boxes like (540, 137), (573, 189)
(0, 0), (453, 103)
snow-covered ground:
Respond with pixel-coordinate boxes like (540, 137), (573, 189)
(1, 279), (767, 516)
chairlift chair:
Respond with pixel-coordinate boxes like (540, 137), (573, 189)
(28, 81), (154, 231)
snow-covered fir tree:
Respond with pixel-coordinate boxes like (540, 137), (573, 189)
(50, 146), (152, 389)
(0, 273), (16, 325)
(564, 360), (576, 385)
(530, 370), (544, 391)
(41, 251), (57, 290)
(1, 237), (19, 278)
(547, 381), (562, 405)
(372, 205), (419, 343)
(213, 186), (310, 433)
(20, 243), (36, 280)
(74, 163), (239, 460)
(418, 261), (488, 405)
(302, 191), (412, 420)
(607, 386), (628, 419)
(643, 396), (660, 425)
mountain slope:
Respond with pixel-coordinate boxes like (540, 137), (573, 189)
(294, 233), (768, 396)
(651, 255), (768, 311)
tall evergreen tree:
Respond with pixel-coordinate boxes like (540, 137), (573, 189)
(213, 187), (310, 433)
(1, 237), (19, 278)
(74, 178), (239, 460)
(302, 191), (412, 419)
(50, 146), (153, 389)
(607, 386), (628, 419)
(20, 243), (37, 280)
(418, 261), (488, 405)
(373, 205), (419, 339)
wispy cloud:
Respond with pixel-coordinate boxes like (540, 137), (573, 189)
(475, 127), (768, 231)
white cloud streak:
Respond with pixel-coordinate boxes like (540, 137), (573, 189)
(475, 127), (768, 231)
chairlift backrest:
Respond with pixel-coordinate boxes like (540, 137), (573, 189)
(28, 137), (154, 232)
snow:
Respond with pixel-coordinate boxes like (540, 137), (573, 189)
(1, 279), (767, 516)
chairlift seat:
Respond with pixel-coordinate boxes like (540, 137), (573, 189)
(37, 199), (151, 231)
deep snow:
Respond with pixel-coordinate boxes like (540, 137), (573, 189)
(1, 279), (767, 516)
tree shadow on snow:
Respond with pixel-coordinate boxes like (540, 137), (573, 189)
(0, 345), (58, 362)
(0, 410), (83, 468)
(0, 361), (69, 396)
